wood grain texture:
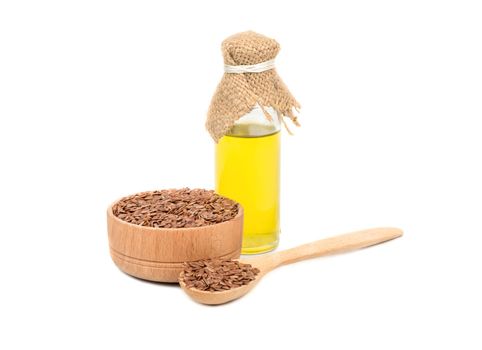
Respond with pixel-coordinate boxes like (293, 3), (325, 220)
(179, 227), (403, 304)
(107, 205), (243, 282)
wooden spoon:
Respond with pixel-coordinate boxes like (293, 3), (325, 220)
(178, 227), (403, 305)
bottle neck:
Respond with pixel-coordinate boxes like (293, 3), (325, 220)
(227, 105), (281, 137)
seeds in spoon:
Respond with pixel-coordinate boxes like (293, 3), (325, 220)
(182, 259), (260, 292)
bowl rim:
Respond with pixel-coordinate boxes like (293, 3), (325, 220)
(107, 201), (243, 232)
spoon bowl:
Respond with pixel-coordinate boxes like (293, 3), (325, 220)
(179, 269), (264, 305)
(178, 227), (403, 305)
(179, 255), (270, 305)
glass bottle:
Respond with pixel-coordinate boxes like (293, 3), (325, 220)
(215, 106), (281, 254)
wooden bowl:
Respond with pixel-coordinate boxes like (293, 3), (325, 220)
(107, 204), (243, 283)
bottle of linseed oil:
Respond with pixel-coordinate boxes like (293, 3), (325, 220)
(216, 107), (280, 254)
(206, 31), (300, 254)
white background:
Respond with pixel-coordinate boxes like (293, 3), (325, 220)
(1, 0), (481, 349)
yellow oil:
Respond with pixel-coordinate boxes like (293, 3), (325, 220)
(215, 124), (280, 254)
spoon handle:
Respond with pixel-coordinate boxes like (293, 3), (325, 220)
(261, 227), (402, 270)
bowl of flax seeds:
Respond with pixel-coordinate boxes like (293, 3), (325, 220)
(107, 188), (243, 282)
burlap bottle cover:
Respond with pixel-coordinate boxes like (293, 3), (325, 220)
(206, 31), (300, 142)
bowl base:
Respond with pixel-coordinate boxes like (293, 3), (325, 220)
(110, 248), (241, 283)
